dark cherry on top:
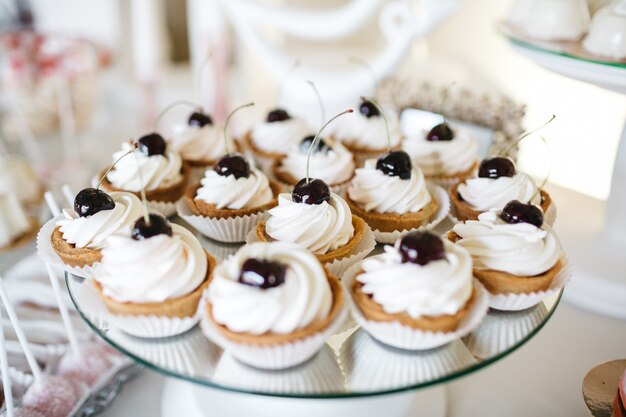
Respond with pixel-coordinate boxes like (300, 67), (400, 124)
(478, 157), (516, 179)
(188, 111), (213, 128)
(239, 258), (287, 289)
(376, 150), (412, 180)
(500, 200), (543, 228)
(292, 178), (330, 205)
(299, 135), (331, 154)
(426, 123), (455, 142)
(131, 213), (173, 240)
(137, 132), (167, 156)
(74, 188), (115, 217)
(214, 154), (251, 179)
(359, 99), (380, 118)
(266, 109), (291, 123)
(399, 231), (446, 265)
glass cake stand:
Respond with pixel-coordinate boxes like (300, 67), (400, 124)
(65, 218), (563, 417)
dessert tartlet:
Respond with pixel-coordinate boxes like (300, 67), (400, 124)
(272, 136), (355, 194)
(449, 201), (566, 309)
(0, 155), (43, 209)
(50, 190), (143, 269)
(345, 231), (488, 350)
(450, 156), (554, 224)
(346, 151), (444, 243)
(244, 108), (310, 170)
(93, 214), (214, 337)
(0, 191), (38, 253)
(328, 98), (401, 165)
(520, 0), (590, 41)
(401, 115), (478, 186)
(100, 135), (189, 217)
(180, 154), (280, 242)
(202, 241), (346, 369)
(583, 2), (626, 60)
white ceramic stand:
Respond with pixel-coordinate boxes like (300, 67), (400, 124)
(161, 378), (447, 417)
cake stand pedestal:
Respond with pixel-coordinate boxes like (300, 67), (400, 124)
(507, 38), (626, 320)
(161, 378), (446, 417)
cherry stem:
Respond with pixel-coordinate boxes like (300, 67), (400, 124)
(362, 96), (391, 152)
(440, 82), (456, 125)
(349, 56), (378, 87)
(97, 142), (138, 190)
(528, 135), (552, 204)
(133, 152), (150, 225)
(223, 102), (254, 155)
(277, 60), (300, 103)
(499, 114), (556, 157)
(306, 109), (354, 184)
(197, 51), (214, 108)
(153, 100), (202, 131)
(307, 80), (325, 128)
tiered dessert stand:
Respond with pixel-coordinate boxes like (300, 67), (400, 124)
(502, 30), (626, 320)
(66, 217), (563, 417)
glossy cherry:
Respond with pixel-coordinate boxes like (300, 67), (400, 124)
(214, 154), (250, 179)
(238, 258), (287, 289)
(266, 108), (291, 123)
(399, 231), (446, 265)
(426, 123), (455, 141)
(131, 213), (173, 240)
(137, 132), (167, 156)
(478, 157), (516, 179)
(299, 135), (330, 154)
(292, 178), (330, 205)
(376, 150), (412, 180)
(500, 200), (543, 228)
(359, 99), (380, 118)
(73, 188), (115, 217)
(188, 111), (213, 128)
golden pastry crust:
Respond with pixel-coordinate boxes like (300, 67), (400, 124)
(351, 276), (477, 332)
(254, 215), (366, 263)
(447, 231), (561, 294)
(94, 252), (216, 318)
(449, 182), (552, 222)
(51, 226), (102, 267)
(0, 217), (38, 254)
(345, 193), (439, 233)
(426, 161), (478, 183)
(206, 270), (344, 346)
(271, 156), (356, 189)
(184, 181), (281, 219)
(99, 163), (190, 203)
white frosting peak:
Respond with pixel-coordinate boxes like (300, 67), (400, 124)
(169, 122), (232, 163)
(329, 110), (401, 150)
(0, 192), (30, 247)
(195, 167), (273, 210)
(452, 209), (561, 276)
(251, 117), (310, 154)
(209, 242), (332, 335)
(279, 140), (355, 185)
(457, 172), (540, 212)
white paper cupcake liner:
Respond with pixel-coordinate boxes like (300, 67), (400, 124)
(426, 175), (466, 191)
(342, 263), (490, 351)
(245, 223), (376, 279)
(462, 303), (549, 359)
(199, 299), (348, 370)
(36, 215), (98, 279)
(177, 199), (267, 243)
(148, 199), (178, 218)
(372, 182), (451, 244)
(196, 237), (242, 261)
(487, 256), (572, 311)
(75, 279), (200, 339)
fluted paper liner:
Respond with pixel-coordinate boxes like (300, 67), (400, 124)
(213, 345), (344, 394)
(148, 200), (178, 218)
(245, 222), (377, 278)
(343, 263), (489, 350)
(197, 237), (241, 261)
(200, 297), (348, 370)
(339, 331), (477, 391)
(177, 200), (267, 243)
(37, 215), (97, 279)
(487, 256), (571, 311)
(75, 280), (200, 338)
(372, 183), (450, 244)
(462, 303), (548, 360)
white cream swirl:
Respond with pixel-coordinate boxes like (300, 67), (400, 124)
(106, 142), (183, 192)
(357, 240), (473, 318)
(250, 117), (310, 154)
(208, 242), (332, 335)
(265, 192), (354, 254)
(457, 172), (541, 212)
(169, 123), (231, 163)
(95, 224), (207, 303)
(452, 209), (561, 276)
(348, 159), (432, 214)
(195, 167), (273, 210)
(57, 192), (143, 249)
(0, 192), (30, 247)
(402, 127), (477, 176)
(279, 141), (355, 185)
(329, 111), (401, 150)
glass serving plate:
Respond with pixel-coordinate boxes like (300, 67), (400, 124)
(65, 217), (562, 399)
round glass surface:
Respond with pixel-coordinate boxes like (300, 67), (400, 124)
(65, 217), (562, 399)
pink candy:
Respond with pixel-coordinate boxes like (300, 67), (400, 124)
(12, 408), (45, 417)
(57, 343), (113, 387)
(21, 376), (78, 417)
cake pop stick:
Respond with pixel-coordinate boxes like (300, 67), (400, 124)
(43, 192), (61, 217)
(60, 184), (74, 208)
(44, 264), (81, 358)
(55, 75), (78, 159)
(0, 307), (15, 417)
(0, 278), (42, 383)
